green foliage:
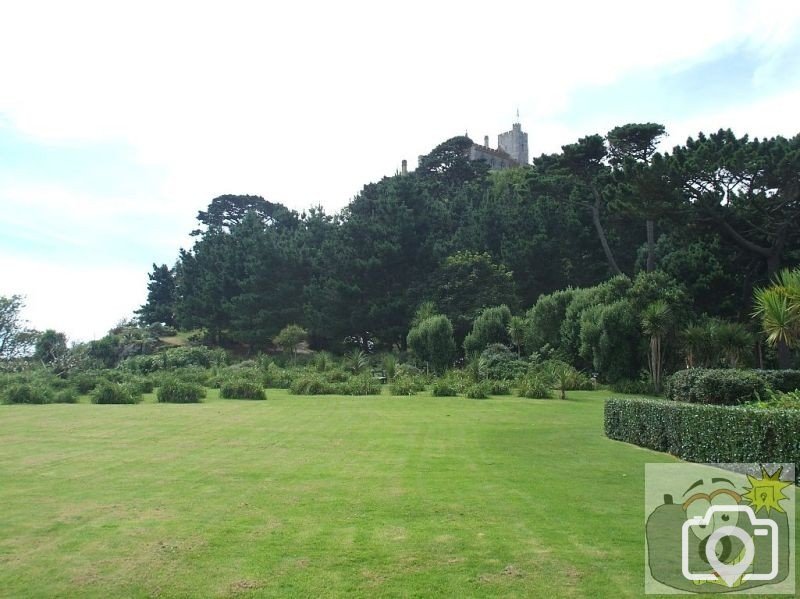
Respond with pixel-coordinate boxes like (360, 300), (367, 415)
(289, 375), (338, 395)
(314, 351), (333, 372)
(33, 329), (68, 364)
(754, 389), (800, 410)
(664, 368), (767, 405)
(263, 362), (294, 388)
(463, 305), (511, 355)
(486, 379), (511, 395)
(433, 252), (517, 343)
(136, 263), (176, 327)
(406, 315), (456, 374)
(464, 381), (490, 399)
(3, 383), (53, 404)
(220, 380), (266, 400)
(53, 388), (79, 404)
(0, 295), (36, 359)
(273, 324), (308, 361)
(524, 289), (575, 353)
(758, 370), (800, 393)
(610, 378), (655, 395)
(578, 299), (640, 382)
(604, 398), (800, 481)
(389, 376), (418, 396)
(516, 373), (553, 399)
(381, 354), (398, 382)
(479, 344), (526, 380)
(431, 378), (458, 397)
(91, 382), (142, 404)
(157, 379), (206, 403)
(339, 373), (381, 396)
(70, 371), (103, 394)
(344, 349), (369, 375)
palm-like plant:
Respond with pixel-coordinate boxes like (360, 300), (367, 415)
(753, 268), (800, 368)
(345, 348), (369, 374)
(546, 360), (577, 400)
(641, 301), (672, 393)
(680, 324), (710, 368)
(507, 316), (526, 357)
(714, 321), (754, 368)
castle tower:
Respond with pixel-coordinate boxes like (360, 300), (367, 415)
(497, 121), (529, 165)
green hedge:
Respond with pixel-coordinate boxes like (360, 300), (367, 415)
(604, 398), (800, 482)
(759, 370), (800, 393)
(664, 369), (767, 405)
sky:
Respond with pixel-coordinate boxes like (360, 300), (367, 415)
(1, 0), (800, 341)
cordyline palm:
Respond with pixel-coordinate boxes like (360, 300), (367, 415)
(641, 301), (672, 393)
(753, 268), (800, 365)
(507, 316), (526, 357)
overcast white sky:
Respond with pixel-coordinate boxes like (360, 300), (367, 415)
(1, 0), (800, 341)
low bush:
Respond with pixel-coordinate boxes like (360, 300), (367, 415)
(263, 363), (293, 388)
(3, 383), (53, 404)
(517, 373), (552, 399)
(479, 344), (527, 380)
(91, 382), (141, 404)
(389, 376), (418, 396)
(487, 380), (511, 395)
(220, 380), (266, 400)
(757, 370), (800, 393)
(70, 371), (103, 394)
(128, 377), (155, 394)
(53, 388), (79, 404)
(431, 379), (457, 397)
(664, 368), (767, 405)
(604, 398), (800, 481)
(157, 379), (206, 403)
(465, 381), (490, 399)
(339, 374), (381, 396)
(754, 389), (800, 410)
(289, 375), (338, 395)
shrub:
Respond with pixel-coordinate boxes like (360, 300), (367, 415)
(406, 315), (456, 373)
(604, 398), (800, 482)
(431, 379), (457, 397)
(128, 377), (155, 394)
(665, 368), (767, 405)
(3, 383), (53, 404)
(91, 382), (141, 404)
(70, 371), (103, 394)
(517, 373), (553, 399)
(754, 389), (800, 410)
(53, 388), (79, 404)
(289, 375), (338, 395)
(758, 370), (800, 393)
(339, 374), (381, 396)
(465, 381), (490, 399)
(157, 379), (206, 403)
(487, 380), (511, 395)
(263, 363), (293, 388)
(389, 376), (418, 396)
(220, 380), (266, 400)
(479, 344), (527, 380)
(463, 305), (511, 355)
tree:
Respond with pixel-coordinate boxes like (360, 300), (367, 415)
(463, 305), (512, 355)
(406, 315), (456, 374)
(34, 329), (68, 365)
(193, 194), (299, 235)
(641, 301), (672, 393)
(0, 295), (36, 359)
(558, 135), (623, 276)
(753, 267), (800, 368)
(607, 123), (672, 272)
(507, 315), (526, 357)
(714, 321), (754, 368)
(273, 324), (308, 363)
(137, 264), (177, 327)
(433, 252), (517, 344)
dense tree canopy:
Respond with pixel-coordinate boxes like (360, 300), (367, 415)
(145, 125), (797, 368)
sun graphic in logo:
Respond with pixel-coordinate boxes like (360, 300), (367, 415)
(742, 466), (791, 515)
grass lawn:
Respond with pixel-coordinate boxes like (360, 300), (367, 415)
(0, 389), (775, 598)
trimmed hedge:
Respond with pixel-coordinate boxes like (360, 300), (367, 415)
(759, 370), (800, 393)
(664, 369), (766, 405)
(604, 397), (800, 482)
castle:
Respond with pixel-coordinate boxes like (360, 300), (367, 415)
(402, 120), (530, 175)
(468, 121), (529, 169)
